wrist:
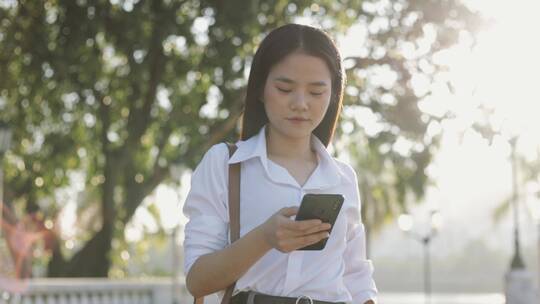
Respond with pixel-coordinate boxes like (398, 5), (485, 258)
(253, 225), (273, 252)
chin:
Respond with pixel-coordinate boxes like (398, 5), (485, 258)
(276, 125), (313, 139)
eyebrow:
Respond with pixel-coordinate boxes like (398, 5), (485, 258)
(273, 76), (328, 87)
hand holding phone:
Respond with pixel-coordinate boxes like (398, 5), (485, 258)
(258, 206), (330, 253)
(294, 194), (344, 250)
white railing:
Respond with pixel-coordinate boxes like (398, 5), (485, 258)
(0, 278), (193, 304)
(0, 279), (508, 304)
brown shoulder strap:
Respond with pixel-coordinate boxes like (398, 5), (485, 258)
(225, 142), (241, 243)
(193, 142), (241, 304)
(221, 142), (240, 304)
(194, 297), (204, 304)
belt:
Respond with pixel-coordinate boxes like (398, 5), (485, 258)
(231, 290), (346, 304)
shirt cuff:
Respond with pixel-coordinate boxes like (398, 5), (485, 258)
(355, 291), (378, 304)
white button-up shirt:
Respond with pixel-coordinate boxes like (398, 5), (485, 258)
(183, 124), (377, 304)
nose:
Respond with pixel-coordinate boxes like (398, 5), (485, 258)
(290, 91), (309, 111)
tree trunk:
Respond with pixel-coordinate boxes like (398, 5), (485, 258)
(47, 225), (112, 277)
(47, 242), (66, 277)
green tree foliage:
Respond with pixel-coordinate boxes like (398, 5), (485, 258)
(0, 0), (479, 276)
(0, 0), (364, 277)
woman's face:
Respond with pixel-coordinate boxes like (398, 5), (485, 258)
(262, 51), (332, 141)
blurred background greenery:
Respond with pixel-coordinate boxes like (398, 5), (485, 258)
(1, 1), (539, 298)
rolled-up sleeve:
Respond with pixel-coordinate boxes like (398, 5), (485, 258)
(342, 166), (378, 303)
(182, 143), (230, 277)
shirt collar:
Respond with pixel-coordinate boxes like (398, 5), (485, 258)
(228, 124), (345, 190)
(228, 124), (268, 165)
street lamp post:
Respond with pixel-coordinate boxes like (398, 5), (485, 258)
(504, 136), (536, 304)
(398, 210), (442, 304)
(537, 217), (540, 303)
(0, 121), (13, 282)
(172, 225), (179, 304)
(509, 137), (525, 269)
(0, 121), (13, 242)
(533, 203), (540, 303)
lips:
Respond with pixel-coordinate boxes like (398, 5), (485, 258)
(287, 117), (309, 121)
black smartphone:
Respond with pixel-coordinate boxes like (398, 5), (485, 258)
(294, 193), (344, 250)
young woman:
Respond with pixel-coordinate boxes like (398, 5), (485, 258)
(183, 24), (377, 304)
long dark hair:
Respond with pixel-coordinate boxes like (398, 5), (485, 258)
(240, 23), (345, 147)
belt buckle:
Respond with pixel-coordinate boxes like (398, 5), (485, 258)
(246, 290), (263, 304)
(295, 295), (314, 304)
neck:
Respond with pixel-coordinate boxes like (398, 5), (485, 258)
(265, 125), (315, 161)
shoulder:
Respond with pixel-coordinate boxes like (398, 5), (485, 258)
(205, 142), (230, 160)
(194, 143), (231, 173)
(332, 157), (359, 185)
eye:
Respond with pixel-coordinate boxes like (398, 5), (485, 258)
(311, 92), (324, 96)
(277, 87), (292, 93)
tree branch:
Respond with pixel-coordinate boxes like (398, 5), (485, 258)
(122, 0), (167, 162)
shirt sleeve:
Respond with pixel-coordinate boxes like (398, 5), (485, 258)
(182, 143), (230, 277)
(342, 165), (378, 304)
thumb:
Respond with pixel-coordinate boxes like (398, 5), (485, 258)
(280, 206), (299, 217)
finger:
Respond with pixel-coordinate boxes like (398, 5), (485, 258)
(304, 230), (330, 244)
(286, 231), (330, 249)
(302, 223), (332, 235)
(279, 207), (299, 217)
(281, 222), (331, 238)
(281, 217), (322, 231)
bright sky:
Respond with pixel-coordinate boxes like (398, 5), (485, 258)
(370, 0), (540, 259)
